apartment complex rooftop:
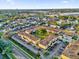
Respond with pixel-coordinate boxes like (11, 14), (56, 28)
(18, 26), (59, 49)
(39, 34), (57, 46)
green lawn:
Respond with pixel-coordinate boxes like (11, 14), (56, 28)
(0, 32), (3, 37)
(31, 29), (51, 39)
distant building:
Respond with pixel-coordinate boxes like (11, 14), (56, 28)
(62, 29), (75, 36)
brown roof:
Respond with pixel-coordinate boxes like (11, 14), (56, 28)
(18, 26), (59, 47)
(39, 34), (58, 46)
(62, 40), (79, 59)
(19, 31), (38, 41)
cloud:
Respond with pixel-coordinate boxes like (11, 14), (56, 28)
(62, 0), (75, 4)
(2, 0), (15, 5)
(6, 0), (12, 2)
(63, 0), (69, 3)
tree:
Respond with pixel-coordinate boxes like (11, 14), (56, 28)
(0, 39), (12, 55)
(53, 56), (59, 59)
(35, 29), (47, 36)
(32, 29), (48, 39)
(72, 35), (78, 40)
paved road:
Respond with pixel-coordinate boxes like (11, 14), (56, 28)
(47, 41), (64, 59)
(13, 46), (29, 59)
(9, 40), (35, 59)
(0, 54), (2, 59)
(12, 35), (39, 54)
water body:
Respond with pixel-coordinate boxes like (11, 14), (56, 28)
(60, 12), (79, 16)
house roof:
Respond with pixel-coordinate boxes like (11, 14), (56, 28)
(39, 34), (58, 46)
(18, 31), (38, 41)
(62, 40), (79, 59)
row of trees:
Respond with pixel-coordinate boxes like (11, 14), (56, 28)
(0, 39), (13, 58)
(0, 39), (12, 54)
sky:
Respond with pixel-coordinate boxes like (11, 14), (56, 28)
(0, 0), (79, 9)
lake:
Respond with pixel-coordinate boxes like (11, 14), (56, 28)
(60, 12), (79, 16)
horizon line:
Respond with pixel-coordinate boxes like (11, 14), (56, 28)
(0, 8), (79, 10)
